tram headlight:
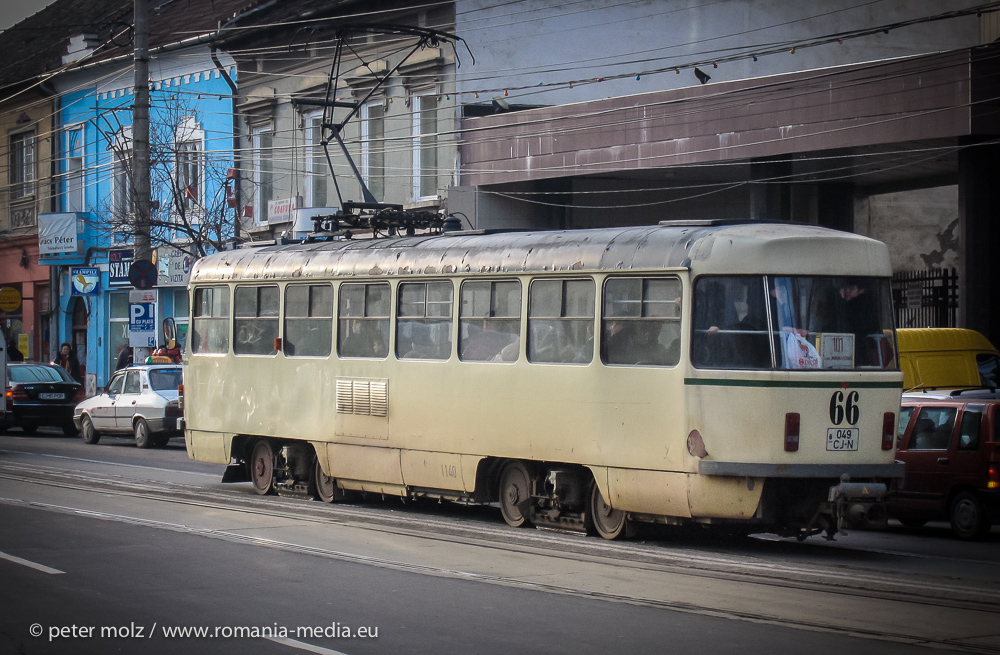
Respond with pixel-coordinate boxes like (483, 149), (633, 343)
(784, 413), (800, 452)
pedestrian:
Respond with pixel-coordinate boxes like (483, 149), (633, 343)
(53, 342), (83, 384)
(115, 344), (133, 370)
(7, 338), (23, 361)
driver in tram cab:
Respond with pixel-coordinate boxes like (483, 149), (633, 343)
(839, 278), (881, 366)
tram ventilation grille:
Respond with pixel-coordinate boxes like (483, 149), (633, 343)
(336, 379), (388, 417)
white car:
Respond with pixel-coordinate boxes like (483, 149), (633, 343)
(74, 364), (183, 448)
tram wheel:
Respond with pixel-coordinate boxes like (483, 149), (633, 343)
(312, 456), (343, 503)
(498, 461), (534, 528)
(589, 482), (627, 540)
(249, 440), (277, 496)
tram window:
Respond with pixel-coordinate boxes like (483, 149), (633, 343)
(191, 286), (230, 354)
(459, 280), (521, 362)
(528, 278), (595, 364)
(397, 281), (453, 360)
(601, 277), (681, 367)
(338, 282), (390, 359)
(692, 276), (770, 369)
(234, 286), (279, 355)
(284, 284), (333, 357)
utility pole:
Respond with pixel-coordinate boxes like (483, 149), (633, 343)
(133, 0), (152, 263)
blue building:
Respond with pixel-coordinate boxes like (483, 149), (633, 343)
(39, 2), (242, 393)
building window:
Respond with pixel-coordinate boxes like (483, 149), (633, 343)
(251, 125), (273, 224)
(65, 127), (84, 212)
(9, 130), (35, 200)
(304, 113), (327, 208)
(362, 102), (385, 201)
(176, 140), (202, 210)
(113, 148), (132, 219)
(234, 285), (279, 355)
(109, 292), (129, 374)
(411, 94), (438, 200)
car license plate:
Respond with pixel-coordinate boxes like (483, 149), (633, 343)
(827, 428), (859, 451)
(39, 393), (64, 400)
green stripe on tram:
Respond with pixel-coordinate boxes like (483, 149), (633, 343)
(684, 378), (903, 389)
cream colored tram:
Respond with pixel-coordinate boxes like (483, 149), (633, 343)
(183, 220), (904, 540)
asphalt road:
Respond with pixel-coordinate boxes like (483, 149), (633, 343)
(1, 429), (998, 655)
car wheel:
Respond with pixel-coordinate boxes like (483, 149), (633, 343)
(80, 416), (100, 444)
(134, 418), (154, 449)
(20, 423), (38, 435)
(950, 491), (991, 540)
(62, 423), (79, 438)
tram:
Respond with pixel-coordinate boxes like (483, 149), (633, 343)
(182, 220), (904, 540)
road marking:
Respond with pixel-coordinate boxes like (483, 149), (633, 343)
(266, 637), (350, 655)
(0, 550), (64, 574)
(0, 448), (219, 477)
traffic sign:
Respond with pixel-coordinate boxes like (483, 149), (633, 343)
(128, 260), (157, 289)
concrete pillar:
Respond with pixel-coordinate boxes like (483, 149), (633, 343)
(749, 156), (792, 222)
(958, 140), (1000, 345)
(817, 182), (854, 233)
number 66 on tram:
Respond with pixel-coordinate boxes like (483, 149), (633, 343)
(182, 220), (904, 540)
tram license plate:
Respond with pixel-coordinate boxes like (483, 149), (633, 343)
(39, 393), (64, 400)
(827, 428), (859, 451)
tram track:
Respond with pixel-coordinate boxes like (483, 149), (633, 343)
(1, 458), (998, 617)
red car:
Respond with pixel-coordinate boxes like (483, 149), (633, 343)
(891, 390), (1000, 539)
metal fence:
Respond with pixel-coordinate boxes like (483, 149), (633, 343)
(891, 268), (958, 329)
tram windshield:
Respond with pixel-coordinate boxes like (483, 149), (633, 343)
(692, 275), (896, 371)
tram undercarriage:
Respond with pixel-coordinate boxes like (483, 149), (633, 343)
(221, 436), (888, 541)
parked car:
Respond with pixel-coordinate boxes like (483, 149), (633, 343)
(2, 363), (84, 436)
(73, 364), (183, 448)
(890, 390), (1000, 539)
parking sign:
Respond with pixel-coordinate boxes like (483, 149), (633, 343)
(129, 302), (157, 347)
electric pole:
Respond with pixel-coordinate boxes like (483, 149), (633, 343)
(133, 0), (151, 263)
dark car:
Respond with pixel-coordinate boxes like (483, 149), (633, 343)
(890, 390), (1000, 540)
(2, 363), (84, 436)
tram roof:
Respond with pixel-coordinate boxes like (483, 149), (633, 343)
(190, 220), (892, 283)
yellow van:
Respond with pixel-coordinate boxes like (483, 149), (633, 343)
(897, 328), (1000, 390)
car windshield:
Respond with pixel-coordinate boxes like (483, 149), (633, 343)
(148, 368), (182, 391)
(693, 275), (897, 370)
(9, 365), (74, 383)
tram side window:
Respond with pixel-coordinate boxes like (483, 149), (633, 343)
(234, 286), (279, 355)
(339, 282), (390, 359)
(191, 286), (230, 354)
(602, 277), (681, 367)
(459, 280), (521, 362)
(692, 276), (771, 369)
(284, 284), (333, 357)
(397, 281), (453, 360)
(528, 278), (595, 364)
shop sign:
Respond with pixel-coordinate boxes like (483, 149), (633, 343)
(38, 213), (80, 255)
(0, 287), (21, 313)
(70, 267), (101, 296)
(109, 249), (134, 287)
(154, 246), (195, 287)
(267, 196), (300, 224)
